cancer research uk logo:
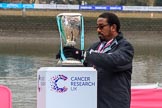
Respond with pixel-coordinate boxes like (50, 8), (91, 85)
(50, 75), (68, 93)
(50, 74), (96, 93)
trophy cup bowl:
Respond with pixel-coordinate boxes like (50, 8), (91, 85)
(56, 13), (84, 67)
(62, 15), (80, 46)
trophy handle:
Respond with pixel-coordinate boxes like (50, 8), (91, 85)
(56, 16), (67, 61)
(80, 16), (84, 51)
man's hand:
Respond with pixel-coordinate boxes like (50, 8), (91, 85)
(63, 46), (84, 60)
(56, 46), (84, 60)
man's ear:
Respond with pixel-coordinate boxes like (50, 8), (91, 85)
(111, 24), (117, 32)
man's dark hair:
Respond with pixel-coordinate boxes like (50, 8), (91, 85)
(98, 12), (120, 32)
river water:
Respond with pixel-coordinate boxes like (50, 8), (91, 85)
(0, 30), (162, 108)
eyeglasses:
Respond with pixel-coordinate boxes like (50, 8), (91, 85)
(96, 24), (109, 30)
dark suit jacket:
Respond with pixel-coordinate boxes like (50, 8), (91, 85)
(84, 32), (134, 108)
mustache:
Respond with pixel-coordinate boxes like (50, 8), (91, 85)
(98, 32), (102, 35)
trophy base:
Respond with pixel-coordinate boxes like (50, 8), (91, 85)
(56, 59), (83, 67)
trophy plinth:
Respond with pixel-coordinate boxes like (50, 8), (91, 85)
(56, 58), (83, 67)
(56, 13), (84, 67)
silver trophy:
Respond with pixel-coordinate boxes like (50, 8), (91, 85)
(56, 13), (84, 66)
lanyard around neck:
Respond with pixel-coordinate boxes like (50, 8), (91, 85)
(97, 39), (118, 53)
